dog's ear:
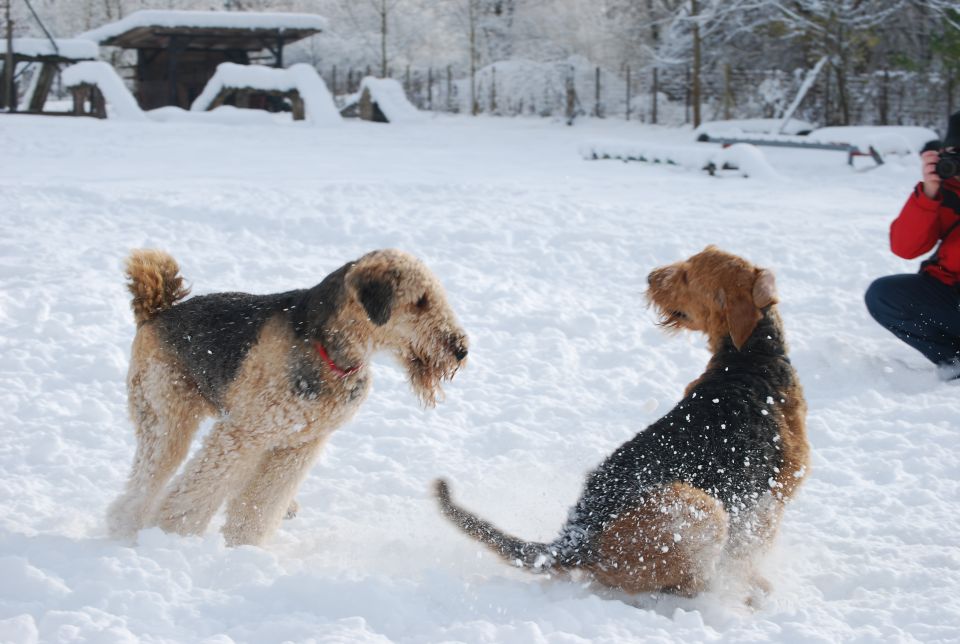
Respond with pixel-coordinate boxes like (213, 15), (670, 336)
(353, 273), (395, 326)
(753, 269), (777, 308)
(724, 288), (762, 350)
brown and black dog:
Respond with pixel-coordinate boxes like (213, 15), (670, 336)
(109, 249), (468, 546)
(436, 246), (808, 598)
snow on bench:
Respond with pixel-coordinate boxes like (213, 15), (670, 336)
(191, 62), (341, 126)
(696, 120), (939, 166)
(581, 141), (778, 179)
(60, 61), (147, 121)
(806, 126), (939, 157)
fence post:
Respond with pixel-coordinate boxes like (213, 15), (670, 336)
(626, 65), (631, 121)
(447, 65), (452, 112)
(723, 63), (732, 120)
(332, 65), (337, 95)
(685, 65), (691, 124)
(405, 65), (410, 92)
(427, 67), (433, 111)
(595, 66), (601, 118)
(490, 65), (497, 113)
(652, 67), (658, 124)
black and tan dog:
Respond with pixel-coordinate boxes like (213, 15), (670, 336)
(435, 246), (808, 598)
(108, 249), (468, 546)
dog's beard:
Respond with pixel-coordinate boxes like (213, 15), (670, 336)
(399, 344), (463, 407)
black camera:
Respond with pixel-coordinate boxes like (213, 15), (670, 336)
(936, 150), (960, 180)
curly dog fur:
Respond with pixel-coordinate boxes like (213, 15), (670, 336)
(109, 248), (468, 546)
(435, 246), (808, 598)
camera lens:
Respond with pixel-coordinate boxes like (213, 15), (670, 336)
(936, 156), (960, 180)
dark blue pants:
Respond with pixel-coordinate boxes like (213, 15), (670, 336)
(865, 273), (960, 366)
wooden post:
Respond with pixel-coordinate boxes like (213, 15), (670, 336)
(427, 67), (433, 110)
(290, 91), (305, 120)
(685, 65), (691, 124)
(405, 64), (410, 92)
(594, 66), (602, 118)
(723, 63), (732, 120)
(3, 0), (14, 112)
(625, 65), (631, 121)
(691, 0), (702, 127)
(651, 67), (658, 124)
(490, 65), (496, 113)
(447, 64), (452, 112)
(28, 61), (57, 112)
(91, 84), (106, 118)
(880, 68), (889, 125)
(332, 65), (337, 95)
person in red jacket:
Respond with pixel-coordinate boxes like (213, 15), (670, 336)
(865, 110), (960, 378)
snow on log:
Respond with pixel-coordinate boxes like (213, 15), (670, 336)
(60, 61), (147, 121)
(356, 77), (425, 123)
(190, 62), (341, 126)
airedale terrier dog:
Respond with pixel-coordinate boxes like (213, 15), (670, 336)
(108, 249), (468, 546)
(435, 246), (808, 599)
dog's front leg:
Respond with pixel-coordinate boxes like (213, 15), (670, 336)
(150, 419), (261, 537)
(221, 435), (329, 547)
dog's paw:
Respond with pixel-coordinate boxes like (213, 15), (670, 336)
(284, 499), (300, 520)
(745, 574), (772, 609)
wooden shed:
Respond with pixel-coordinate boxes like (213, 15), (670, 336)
(78, 10), (326, 111)
(0, 38), (99, 112)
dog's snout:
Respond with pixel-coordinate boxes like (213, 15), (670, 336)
(454, 345), (468, 361)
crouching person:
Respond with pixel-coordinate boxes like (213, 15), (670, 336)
(865, 111), (960, 379)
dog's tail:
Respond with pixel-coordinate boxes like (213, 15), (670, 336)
(125, 249), (190, 325)
(433, 478), (573, 574)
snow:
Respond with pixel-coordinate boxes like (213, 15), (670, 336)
(581, 140), (779, 179)
(1, 114), (959, 642)
(0, 38), (99, 60)
(78, 10), (328, 44)
(59, 61), (147, 122)
(807, 126), (939, 156)
(694, 119), (817, 138)
(191, 62), (341, 126)
(357, 76), (426, 123)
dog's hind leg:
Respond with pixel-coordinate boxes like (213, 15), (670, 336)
(151, 418), (262, 537)
(107, 355), (208, 540)
(588, 483), (729, 596)
(221, 436), (329, 546)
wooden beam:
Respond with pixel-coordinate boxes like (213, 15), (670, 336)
(27, 61), (57, 112)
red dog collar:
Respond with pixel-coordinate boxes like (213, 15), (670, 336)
(312, 341), (362, 378)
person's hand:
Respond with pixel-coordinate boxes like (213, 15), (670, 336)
(921, 149), (942, 199)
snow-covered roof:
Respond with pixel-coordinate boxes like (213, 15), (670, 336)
(78, 10), (327, 44)
(0, 38), (99, 60)
(191, 62), (341, 126)
(358, 77), (425, 123)
(61, 61), (147, 121)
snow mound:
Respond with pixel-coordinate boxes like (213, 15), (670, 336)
(191, 62), (341, 126)
(60, 61), (147, 121)
(357, 76), (425, 123)
(148, 105), (279, 125)
(0, 38), (98, 59)
(78, 10), (327, 43)
(581, 140), (779, 179)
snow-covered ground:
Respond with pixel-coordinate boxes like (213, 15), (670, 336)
(1, 113), (958, 643)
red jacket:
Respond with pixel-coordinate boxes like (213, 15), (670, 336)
(891, 178), (960, 285)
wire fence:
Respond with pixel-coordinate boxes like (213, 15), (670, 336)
(318, 62), (958, 133)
